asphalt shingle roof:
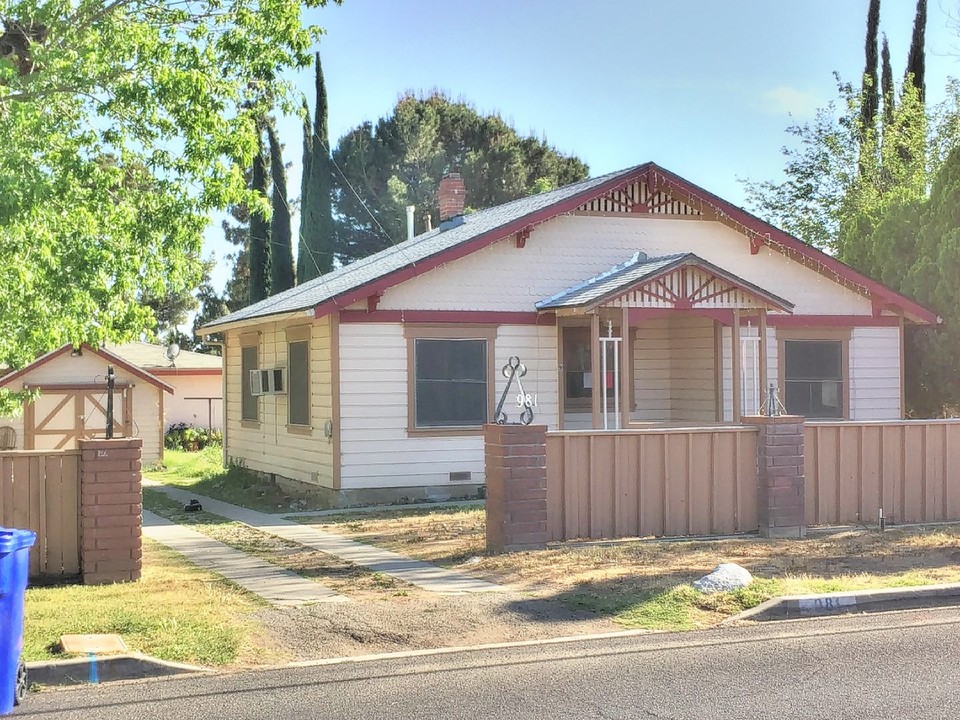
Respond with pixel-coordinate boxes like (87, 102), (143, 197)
(201, 164), (648, 330)
(107, 342), (222, 370)
(535, 252), (687, 309)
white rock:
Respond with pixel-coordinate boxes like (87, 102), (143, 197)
(693, 563), (753, 594)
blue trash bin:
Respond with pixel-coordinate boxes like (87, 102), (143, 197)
(0, 528), (36, 715)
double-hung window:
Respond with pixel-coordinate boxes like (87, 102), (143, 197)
(406, 327), (495, 433)
(782, 338), (847, 419)
(240, 341), (259, 423)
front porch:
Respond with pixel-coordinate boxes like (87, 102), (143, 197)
(536, 252), (794, 430)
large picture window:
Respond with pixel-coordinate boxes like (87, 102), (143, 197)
(783, 339), (845, 418)
(240, 344), (259, 422)
(405, 326), (496, 434)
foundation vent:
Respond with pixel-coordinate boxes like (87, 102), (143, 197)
(449, 471), (472, 483)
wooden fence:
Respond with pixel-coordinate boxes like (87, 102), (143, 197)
(545, 426), (759, 540)
(0, 450), (81, 579)
(805, 420), (960, 527)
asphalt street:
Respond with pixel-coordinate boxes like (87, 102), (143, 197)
(17, 606), (960, 719)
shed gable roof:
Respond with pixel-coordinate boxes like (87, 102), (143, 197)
(199, 162), (938, 330)
(0, 344), (174, 394)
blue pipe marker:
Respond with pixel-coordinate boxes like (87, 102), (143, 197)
(88, 653), (99, 684)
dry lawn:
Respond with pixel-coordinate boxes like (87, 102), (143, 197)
(305, 507), (960, 630)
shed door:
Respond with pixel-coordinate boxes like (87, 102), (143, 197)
(25, 385), (132, 450)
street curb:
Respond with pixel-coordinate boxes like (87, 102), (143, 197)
(725, 582), (960, 624)
(26, 653), (211, 688)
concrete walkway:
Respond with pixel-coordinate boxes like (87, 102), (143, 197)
(148, 486), (505, 594)
(143, 510), (348, 607)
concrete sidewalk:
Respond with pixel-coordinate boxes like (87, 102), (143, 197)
(147, 486), (504, 594)
(143, 510), (348, 607)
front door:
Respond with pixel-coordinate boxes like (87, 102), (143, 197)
(561, 324), (622, 429)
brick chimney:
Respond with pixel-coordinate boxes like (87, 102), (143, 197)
(438, 172), (466, 222)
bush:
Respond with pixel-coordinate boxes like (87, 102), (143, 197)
(164, 423), (222, 452)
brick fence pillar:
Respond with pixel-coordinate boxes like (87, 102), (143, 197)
(484, 424), (548, 552)
(743, 416), (806, 539)
(79, 438), (143, 585)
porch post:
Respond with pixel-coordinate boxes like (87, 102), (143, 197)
(591, 312), (601, 429)
(732, 308), (741, 423)
(620, 306), (631, 429)
(758, 308), (768, 412)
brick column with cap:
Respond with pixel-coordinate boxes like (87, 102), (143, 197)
(484, 424), (548, 552)
(79, 438), (143, 585)
(743, 415), (806, 539)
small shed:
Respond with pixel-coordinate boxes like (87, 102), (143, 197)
(0, 343), (172, 464)
(107, 343), (223, 431)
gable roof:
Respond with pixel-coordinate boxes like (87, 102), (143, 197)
(0, 343), (174, 394)
(199, 162), (938, 331)
(106, 342), (222, 372)
(535, 252), (794, 313)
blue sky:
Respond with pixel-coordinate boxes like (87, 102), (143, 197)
(203, 0), (960, 292)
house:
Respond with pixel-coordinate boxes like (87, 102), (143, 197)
(107, 342), (223, 431)
(0, 343), (173, 464)
(199, 162), (938, 508)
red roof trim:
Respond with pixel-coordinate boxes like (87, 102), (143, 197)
(0, 343), (174, 394)
(339, 310), (556, 325)
(312, 163), (938, 326)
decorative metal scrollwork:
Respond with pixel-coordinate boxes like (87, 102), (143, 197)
(495, 356), (536, 425)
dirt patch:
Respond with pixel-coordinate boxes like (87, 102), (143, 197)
(255, 592), (622, 661)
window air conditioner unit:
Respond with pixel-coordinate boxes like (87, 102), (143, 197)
(249, 368), (286, 396)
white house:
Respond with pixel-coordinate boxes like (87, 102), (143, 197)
(199, 163), (938, 507)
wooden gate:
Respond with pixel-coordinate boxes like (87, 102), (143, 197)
(0, 450), (81, 579)
(23, 383), (133, 450)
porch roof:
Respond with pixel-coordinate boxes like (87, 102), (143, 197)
(535, 252), (794, 314)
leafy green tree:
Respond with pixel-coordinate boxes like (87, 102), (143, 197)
(331, 92), (589, 264)
(882, 34), (895, 127)
(248, 131), (271, 304)
(0, 0), (336, 413)
(267, 120), (294, 294)
(299, 53), (335, 281)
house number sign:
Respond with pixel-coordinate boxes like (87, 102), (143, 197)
(495, 356), (537, 425)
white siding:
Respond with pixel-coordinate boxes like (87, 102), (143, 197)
(0, 350), (164, 463)
(338, 322), (558, 490)
(162, 373), (222, 430)
(380, 215), (873, 316)
(633, 319), (671, 421)
(224, 317), (335, 488)
(849, 326), (902, 420)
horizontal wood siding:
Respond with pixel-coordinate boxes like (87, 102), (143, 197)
(632, 319), (671, 421)
(379, 215), (873, 316)
(848, 327), (901, 420)
(339, 322), (558, 490)
(0, 450), (80, 579)
(670, 317), (716, 422)
(546, 428), (758, 540)
(804, 420), (960, 526)
(224, 317), (335, 487)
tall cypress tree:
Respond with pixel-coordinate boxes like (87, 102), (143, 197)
(267, 120), (294, 294)
(881, 33), (895, 127)
(905, 0), (927, 104)
(248, 129), (271, 304)
(298, 52), (335, 283)
(861, 0), (881, 138)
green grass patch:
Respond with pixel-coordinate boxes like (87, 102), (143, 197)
(147, 447), (322, 513)
(24, 542), (263, 666)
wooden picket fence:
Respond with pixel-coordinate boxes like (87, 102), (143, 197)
(0, 450), (81, 579)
